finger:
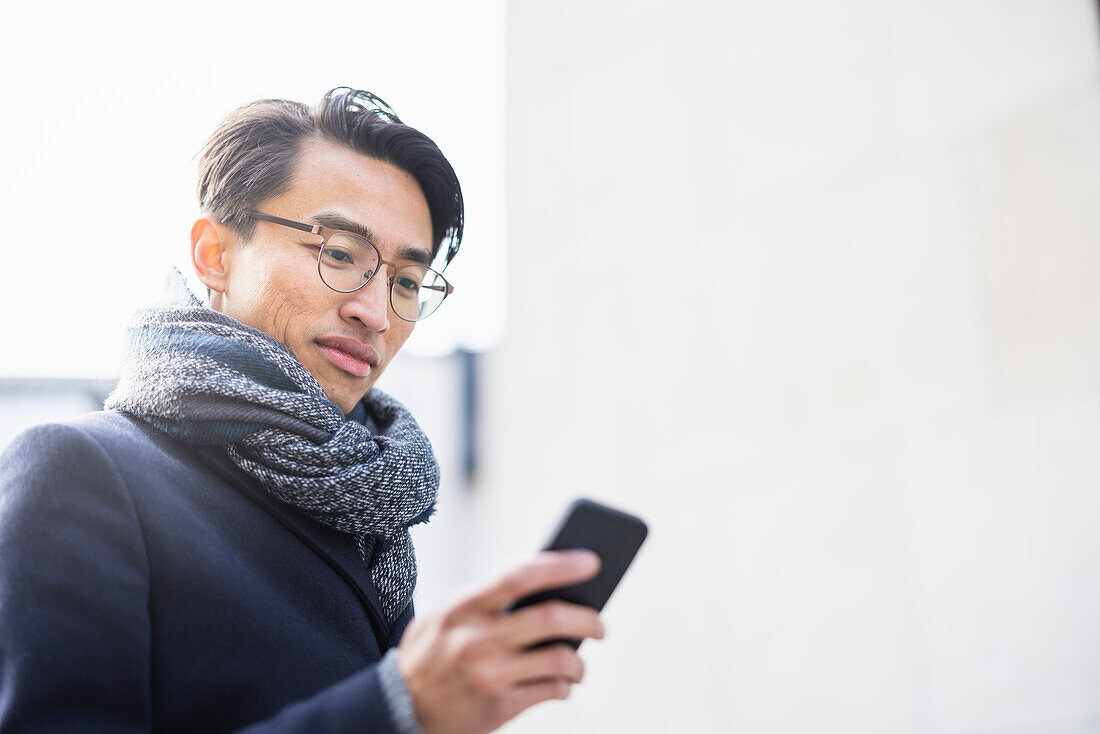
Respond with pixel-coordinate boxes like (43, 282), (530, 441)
(500, 643), (585, 687)
(494, 600), (604, 650)
(455, 550), (601, 614)
(498, 678), (572, 721)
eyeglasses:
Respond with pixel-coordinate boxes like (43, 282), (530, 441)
(248, 211), (454, 323)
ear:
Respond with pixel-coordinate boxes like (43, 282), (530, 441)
(191, 215), (234, 295)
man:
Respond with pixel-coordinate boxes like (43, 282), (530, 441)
(0, 87), (604, 734)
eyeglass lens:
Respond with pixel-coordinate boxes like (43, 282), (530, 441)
(318, 233), (449, 321)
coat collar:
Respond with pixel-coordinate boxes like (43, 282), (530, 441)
(193, 445), (392, 646)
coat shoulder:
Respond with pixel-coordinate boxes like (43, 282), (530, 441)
(2, 410), (176, 474)
(0, 410), (219, 539)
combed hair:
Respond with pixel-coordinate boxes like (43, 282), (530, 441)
(196, 87), (464, 267)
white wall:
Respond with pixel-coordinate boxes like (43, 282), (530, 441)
(480, 2), (1100, 732)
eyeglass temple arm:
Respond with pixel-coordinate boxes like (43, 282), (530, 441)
(251, 210), (454, 295)
(250, 212), (321, 235)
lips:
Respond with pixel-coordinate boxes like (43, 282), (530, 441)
(316, 336), (381, 379)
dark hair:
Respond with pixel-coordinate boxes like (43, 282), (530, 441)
(196, 87), (463, 267)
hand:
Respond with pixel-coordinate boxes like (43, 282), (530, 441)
(394, 549), (605, 734)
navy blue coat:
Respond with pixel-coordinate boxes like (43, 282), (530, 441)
(0, 410), (416, 733)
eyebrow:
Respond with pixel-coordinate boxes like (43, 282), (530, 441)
(311, 211), (434, 266)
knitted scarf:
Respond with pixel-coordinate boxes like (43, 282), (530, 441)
(105, 270), (439, 625)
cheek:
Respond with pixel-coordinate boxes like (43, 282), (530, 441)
(231, 264), (319, 346)
(382, 322), (415, 363)
(264, 291), (313, 344)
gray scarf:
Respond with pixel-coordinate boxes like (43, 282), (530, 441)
(105, 270), (439, 625)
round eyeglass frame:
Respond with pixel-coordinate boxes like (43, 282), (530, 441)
(247, 211), (454, 322)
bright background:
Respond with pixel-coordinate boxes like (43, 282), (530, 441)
(0, 0), (505, 370)
(4, 2), (1100, 734)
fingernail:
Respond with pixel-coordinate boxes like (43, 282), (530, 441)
(572, 550), (599, 571)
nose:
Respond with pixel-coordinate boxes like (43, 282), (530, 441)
(338, 266), (392, 332)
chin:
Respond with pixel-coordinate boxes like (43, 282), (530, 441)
(331, 382), (373, 413)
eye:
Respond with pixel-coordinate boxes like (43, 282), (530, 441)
(321, 246), (356, 266)
(396, 276), (421, 293)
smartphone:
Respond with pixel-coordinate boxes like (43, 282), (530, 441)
(504, 497), (648, 650)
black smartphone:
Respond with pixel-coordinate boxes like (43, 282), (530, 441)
(504, 497), (648, 650)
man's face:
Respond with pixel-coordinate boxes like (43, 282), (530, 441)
(207, 137), (434, 413)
